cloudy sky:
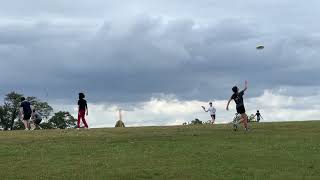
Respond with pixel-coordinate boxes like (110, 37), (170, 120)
(1, 0), (320, 127)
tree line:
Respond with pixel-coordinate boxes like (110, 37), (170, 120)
(0, 92), (77, 130)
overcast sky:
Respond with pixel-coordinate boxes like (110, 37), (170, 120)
(1, 0), (320, 127)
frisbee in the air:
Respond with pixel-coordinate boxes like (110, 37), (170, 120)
(256, 45), (264, 50)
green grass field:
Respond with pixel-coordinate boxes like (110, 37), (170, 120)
(0, 121), (319, 180)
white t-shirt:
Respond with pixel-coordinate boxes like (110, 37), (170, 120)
(207, 106), (216, 115)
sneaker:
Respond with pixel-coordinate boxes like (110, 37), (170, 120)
(233, 124), (238, 131)
(25, 129), (29, 131)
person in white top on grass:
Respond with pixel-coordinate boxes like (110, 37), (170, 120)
(202, 102), (216, 124)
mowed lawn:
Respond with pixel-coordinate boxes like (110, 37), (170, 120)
(0, 121), (319, 180)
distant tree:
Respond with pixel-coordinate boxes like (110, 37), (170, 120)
(204, 120), (212, 125)
(248, 114), (256, 122)
(39, 122), (54, 129)
(0, 106), (9, 129)
(233, 113), (256, 123)
(1, 92), (23, 130)
(13, 121), (25, 130)
(190, 118), (203, 125)
(48, 111), (77, 129)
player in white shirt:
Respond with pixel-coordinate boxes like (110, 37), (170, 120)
(202, 102), (216, 124)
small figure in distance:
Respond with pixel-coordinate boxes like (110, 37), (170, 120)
(78, 93), (89, 129)
(31, 109), (43, 130)
(202, 102), (216, 124)
(254, 110), (263, 122)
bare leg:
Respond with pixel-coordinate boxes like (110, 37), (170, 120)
(22, 120), (29, 130)
(211, 115), (215, 124)
(241, 113), (248, 130)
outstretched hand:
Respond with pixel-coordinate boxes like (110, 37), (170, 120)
(244, 80), (248, 91)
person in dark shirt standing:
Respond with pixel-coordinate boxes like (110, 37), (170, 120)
(226, 80), (249, 131)
(78, 93), (89, 129)
(254, 110), (263, 122)
(20, 97), (33, 131)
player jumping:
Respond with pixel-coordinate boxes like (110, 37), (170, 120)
(226, 80), (249, 131)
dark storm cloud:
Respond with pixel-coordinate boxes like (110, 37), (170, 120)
(0, 1), (320, 104)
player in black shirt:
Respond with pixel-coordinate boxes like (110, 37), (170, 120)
(254, 110), (263, 122)
(19, 97), (32, 130)
(226, 80), (249, 131)
(77, 93), (89, 128)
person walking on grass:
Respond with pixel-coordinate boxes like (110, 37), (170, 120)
(31, 109), (42, 130)
(19, 97), (32, 131)
(226, 80), (249, 131)
(78, 93), (89, 129)
(202, 102), (216, 124)
(254, 110), (263, 122)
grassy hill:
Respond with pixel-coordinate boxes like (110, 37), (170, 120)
(0, 121), (319, 180)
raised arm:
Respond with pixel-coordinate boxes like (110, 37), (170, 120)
(242, 80), (248, 92)
(201, 106), (208, 112)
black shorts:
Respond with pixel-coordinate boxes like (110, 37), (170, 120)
(23, 114), (31, 120)
(236, 106), (246, 114)
(211, 114), (216, 120)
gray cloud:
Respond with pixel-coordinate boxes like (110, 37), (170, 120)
(0, 1), (320, 105)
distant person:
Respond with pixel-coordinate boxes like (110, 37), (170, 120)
(31, 109), (42, 130)
(226, 80), (249, 131)
(78, 93), (89, 129)
(19, 97), (32, 130)
(202, 102), (216, 124)
(254, 110), (263, 122)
